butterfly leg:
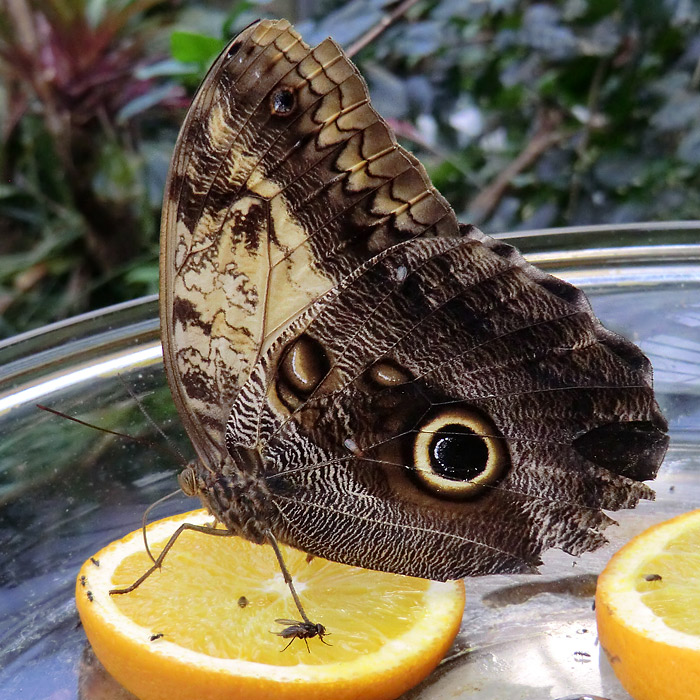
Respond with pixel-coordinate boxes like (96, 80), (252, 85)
(109, 523), (234, 595)
(139, 487), (184, 564)
(265, 529), (322, 630)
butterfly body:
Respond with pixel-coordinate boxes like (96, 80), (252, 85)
(161, 20), (668, 583)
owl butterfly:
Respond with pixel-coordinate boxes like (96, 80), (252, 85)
(155, 19), (668, 611)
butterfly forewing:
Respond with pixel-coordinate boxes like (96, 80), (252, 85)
(161, 19), (459, 462)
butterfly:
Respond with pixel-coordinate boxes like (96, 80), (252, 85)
(121, 18), (668, 634)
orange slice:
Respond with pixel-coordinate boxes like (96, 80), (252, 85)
(595, 509), (700, 700)
(76, 509), (465, 700)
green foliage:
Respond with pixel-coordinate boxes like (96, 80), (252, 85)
(0, 0), (183, 336)
(171, 31), (224, 67)
(1, 0), (699, 338)
(298, 0), (700, 230)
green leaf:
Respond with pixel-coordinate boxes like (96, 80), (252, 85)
(123, 261), (159, 291)
(117, 83), (180, 123)
(170, 31), (223, 65)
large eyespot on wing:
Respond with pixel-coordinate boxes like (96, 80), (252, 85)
(243, 231), (668, 581)
(276, 333), (331, 411)
(412, 406), (509, 499)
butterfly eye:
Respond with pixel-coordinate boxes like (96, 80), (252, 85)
(270, 87), (296, 116)
(178, 466), (198, 496)
(412, 407), (508, 498)
(276, 334), (330, 410)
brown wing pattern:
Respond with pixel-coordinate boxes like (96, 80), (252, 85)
(161, 19), (668, 578)
(160, 19), (459, 466)
(224, 229), (668, 578)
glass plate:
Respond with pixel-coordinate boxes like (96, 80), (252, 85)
(1, 222), (699, 700)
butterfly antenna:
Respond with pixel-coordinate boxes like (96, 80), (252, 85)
(141, 488), (184, 563)
(37, 403), (177, 457)
(117, 375), (189, 466)
(37, 404), (184, 464)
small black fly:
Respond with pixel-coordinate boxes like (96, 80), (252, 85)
(274, 619), (331, 652)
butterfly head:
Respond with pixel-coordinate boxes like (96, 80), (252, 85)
(176, 449), (276, 545)
(177, 464), (199, 497)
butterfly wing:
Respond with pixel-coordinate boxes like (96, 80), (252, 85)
(160, 19), (458, 468)
(228, 231), (668, 577)
(162, 18), (668, 576)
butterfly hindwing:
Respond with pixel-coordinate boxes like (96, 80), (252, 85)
(161, 18), (668, 578)
(226, 229), (667, 578)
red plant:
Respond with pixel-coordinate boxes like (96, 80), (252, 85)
(0, 0), (185, 276)
(0, 0), (181, 138)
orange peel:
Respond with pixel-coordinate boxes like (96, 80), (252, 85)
(596, 509), (700, 700)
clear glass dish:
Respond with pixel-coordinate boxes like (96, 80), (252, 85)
(1, 222), (699, 700)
